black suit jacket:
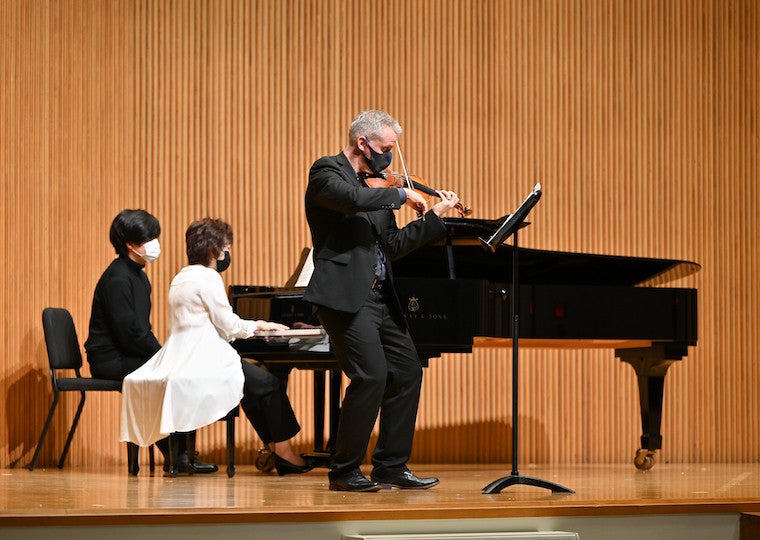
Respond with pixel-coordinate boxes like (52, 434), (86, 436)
(304, 152), (446, 314)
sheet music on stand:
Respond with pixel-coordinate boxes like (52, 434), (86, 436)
(293, 248), (314, 287)
(480, 183), (542, 252)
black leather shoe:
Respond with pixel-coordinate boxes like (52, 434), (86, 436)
(175, 452), (218, 474)
(273, 454), (314, 476)
(329, 469), (382, 492)
(371, 468), (439, 489)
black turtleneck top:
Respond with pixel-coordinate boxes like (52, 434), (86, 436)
(84, 256), (161, 364)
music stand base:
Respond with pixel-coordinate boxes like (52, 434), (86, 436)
(483, 473), (575, 494)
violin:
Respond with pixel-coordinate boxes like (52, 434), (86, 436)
(362, 170), (472, 218)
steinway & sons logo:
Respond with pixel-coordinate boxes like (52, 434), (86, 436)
(405, 296), (448, 320)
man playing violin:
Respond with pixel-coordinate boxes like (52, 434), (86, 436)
(304, 110), (460, 492)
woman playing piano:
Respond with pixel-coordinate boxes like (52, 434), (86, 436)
(120, 218), (312, 475)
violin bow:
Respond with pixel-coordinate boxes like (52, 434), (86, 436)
(395, 142), (425, 220)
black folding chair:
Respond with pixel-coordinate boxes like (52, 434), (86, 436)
(27, 307), (153, 473)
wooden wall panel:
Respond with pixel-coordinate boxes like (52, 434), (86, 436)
(1, 0), (757, 469)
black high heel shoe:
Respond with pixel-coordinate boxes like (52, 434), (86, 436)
(273, 453), (314, 476)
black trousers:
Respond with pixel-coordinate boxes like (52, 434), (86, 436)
(88, 354), (149, 381)
(316, 288), (423, 476)
(239, 360), (300, 445)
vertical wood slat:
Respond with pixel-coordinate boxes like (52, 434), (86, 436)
(0, 0), (757, 468)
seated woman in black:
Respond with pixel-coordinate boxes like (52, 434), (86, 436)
(84, 209), (215, 473)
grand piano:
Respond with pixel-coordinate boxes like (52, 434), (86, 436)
(231, 215), (699, 470)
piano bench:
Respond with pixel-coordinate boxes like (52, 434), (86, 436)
(164, 406), (239, 478)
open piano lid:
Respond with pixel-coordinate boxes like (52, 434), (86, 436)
(389, 216), (702, 288)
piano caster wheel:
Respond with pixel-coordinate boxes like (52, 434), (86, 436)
(255, 448), (276, 472)
(633, 448), (656, 470)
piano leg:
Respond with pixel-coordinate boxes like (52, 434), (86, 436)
(313, 370), (326, 452)
(304, 369), (338, 467)
(328, 370), (342, 451)
(616, 345), (687, 470)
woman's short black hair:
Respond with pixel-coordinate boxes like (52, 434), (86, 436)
(109, 209), (161, 257)
(185, 218), (233, 266)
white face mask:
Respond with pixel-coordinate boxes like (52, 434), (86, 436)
(137, 238), (161, 263)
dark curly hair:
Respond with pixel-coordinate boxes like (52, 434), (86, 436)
(185, 218), (233, 266)
(109, 209), (161, 257)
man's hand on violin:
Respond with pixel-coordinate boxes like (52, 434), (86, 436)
(431, 190), (460, 217)
(403, 188), (429, 216)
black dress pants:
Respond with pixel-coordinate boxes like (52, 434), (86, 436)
(88, 354), (150, 381)
(316, 288), (423, 476)
(239, 360), (300, 444)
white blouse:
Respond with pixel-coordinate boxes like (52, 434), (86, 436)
(120, 265), (256, 447)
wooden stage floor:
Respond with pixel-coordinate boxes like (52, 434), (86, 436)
(2, 462), (760, 527)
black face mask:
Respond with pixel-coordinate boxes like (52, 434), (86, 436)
(362, 140), (393, 174)
(216, 251), (231, 273)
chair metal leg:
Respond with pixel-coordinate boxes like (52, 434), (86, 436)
(58, 390), (86, 468)
(226, 412), (236, 478)
(27, 388), (60, 471)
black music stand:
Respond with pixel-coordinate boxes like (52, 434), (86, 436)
(479, 183), (574, 495)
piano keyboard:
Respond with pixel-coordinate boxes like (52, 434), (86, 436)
(252, 328), (326, 339)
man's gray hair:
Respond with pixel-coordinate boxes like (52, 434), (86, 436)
(348, 110), (402, 144)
